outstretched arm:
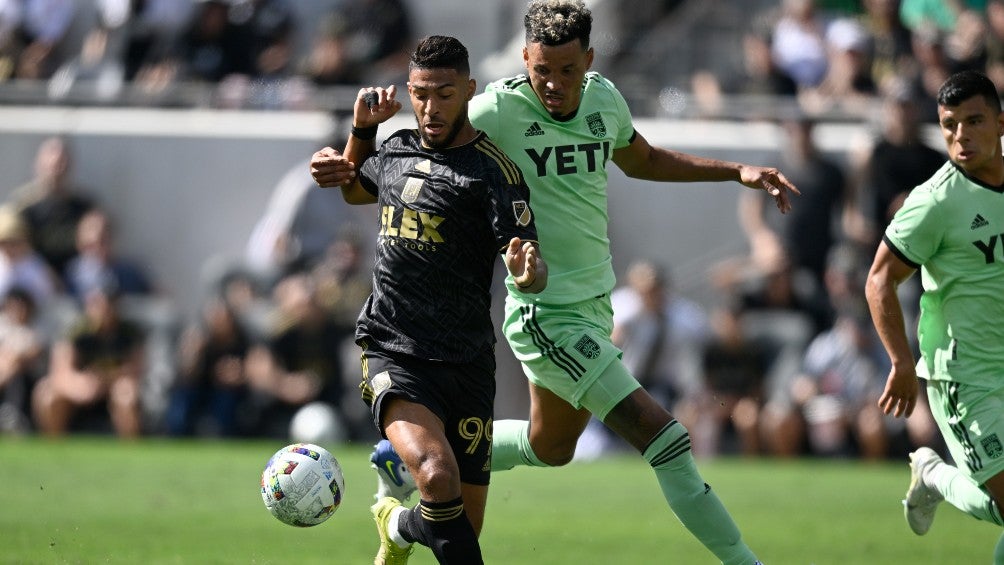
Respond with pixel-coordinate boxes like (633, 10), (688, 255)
(504, 238), (547, 294)
(865, 241), (919, 418)
(309, 86), (403, 204)
(612, 131), (800, 213)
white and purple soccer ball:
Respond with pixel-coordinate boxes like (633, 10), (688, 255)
(260, 443), (345, 527)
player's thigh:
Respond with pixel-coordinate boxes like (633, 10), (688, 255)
(928, 379), (1004, 485)
(503, 296), (620, 410)
(526, 380), (592, 449)
(384, 399), (461, 499)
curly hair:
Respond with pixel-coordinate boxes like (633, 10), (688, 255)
(524, 0), (592, 49)
(409, 35), (470, 74)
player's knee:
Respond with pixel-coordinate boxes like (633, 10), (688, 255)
(412, 458), (462, 499)
(532, 441), (577, 467)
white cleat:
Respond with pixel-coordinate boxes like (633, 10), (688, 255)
(903, 447), (945, 536)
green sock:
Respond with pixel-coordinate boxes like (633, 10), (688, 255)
(491, 419), (547, 471)
(995, 532), (1004, 565)
(929, 461), (1003, 526)
(645, 420), (758, 565)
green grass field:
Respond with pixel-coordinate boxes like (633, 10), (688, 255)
(2, 437), (999, 564)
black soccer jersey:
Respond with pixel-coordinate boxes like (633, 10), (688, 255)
(356, 129), (537, 363)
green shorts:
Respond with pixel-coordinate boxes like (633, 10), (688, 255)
(503, 294), (639, 419)
(927, 379), (1004, 485)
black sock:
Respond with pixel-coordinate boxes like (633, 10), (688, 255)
(399, 497), (483, 564)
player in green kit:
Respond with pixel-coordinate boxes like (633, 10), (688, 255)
(340, 2), (794, 561)
(465, 2), (795, 564)
(865, 69), (1004, 561)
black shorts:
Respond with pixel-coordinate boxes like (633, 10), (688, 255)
(359, 342), (496, 486)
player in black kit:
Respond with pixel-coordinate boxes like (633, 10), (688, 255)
(310, 35), (547, 565)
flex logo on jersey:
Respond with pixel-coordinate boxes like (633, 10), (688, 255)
(524, 141), (612, 177)
(379, 205), (445, 243)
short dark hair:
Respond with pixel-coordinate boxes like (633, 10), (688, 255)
(409, 35), (469, 74)
(937, 70), (1002, 113)
(524, 0), (592, 49)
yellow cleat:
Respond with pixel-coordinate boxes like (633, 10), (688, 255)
(372, 496), (415, 565)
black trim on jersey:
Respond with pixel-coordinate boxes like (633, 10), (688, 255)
(882, 234), (921, 269)
(950, 160), (1004, 193)
(627, 129), (638, 145)
(519, 304), (586, 381)
(500, 75), (530, 90)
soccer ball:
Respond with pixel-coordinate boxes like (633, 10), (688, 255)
(260, 443), (345, 527)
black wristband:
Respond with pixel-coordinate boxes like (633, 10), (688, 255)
(351, 125), (378, 140)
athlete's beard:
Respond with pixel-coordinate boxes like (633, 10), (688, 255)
(417, 105), (467, 149)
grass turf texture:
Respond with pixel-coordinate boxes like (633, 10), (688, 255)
(2, 437), (999, 564)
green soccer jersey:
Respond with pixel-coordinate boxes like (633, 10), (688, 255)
(884, 161), (1004, 386)
(469, 72), (635, 304)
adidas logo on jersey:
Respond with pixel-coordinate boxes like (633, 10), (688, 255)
(524, 122), (545, 137)
(971, 214), (990, 230)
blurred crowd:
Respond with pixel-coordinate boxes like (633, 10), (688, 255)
(0, 0), (985, 461)
(0, 134), (377, 445)
(0, 0), (1003, 118)
(0, 0), (414, 109)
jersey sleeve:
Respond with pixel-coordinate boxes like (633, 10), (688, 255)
(595, 73), (636, 150)
(884, 185), (943, 267)
(469, 89), (501, 139)
(478, 141), (538, 251)
(357, 151), (380, 196)
(358, 130), (409, 196)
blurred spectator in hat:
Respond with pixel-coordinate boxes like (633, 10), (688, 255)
(800, 17), (878, 116)
(0, 204), (59, 308)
